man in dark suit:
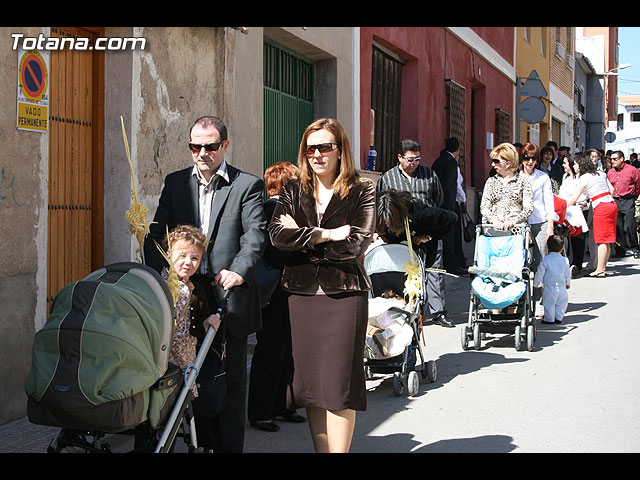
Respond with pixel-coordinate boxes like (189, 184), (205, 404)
(431, 137), (466, 275)
(144, 116), (266, 452)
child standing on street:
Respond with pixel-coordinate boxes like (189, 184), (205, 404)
(163, 224), (220, 396)
(534, 235), (571, 324)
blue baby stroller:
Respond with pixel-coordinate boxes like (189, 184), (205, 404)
(461, 224), (536, 351)
(363, 242), (437, 397)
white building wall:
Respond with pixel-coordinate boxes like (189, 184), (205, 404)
(550, 83), (574, 147)
(606, 101), (640, 156)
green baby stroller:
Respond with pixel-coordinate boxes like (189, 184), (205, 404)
(25, 262), (227, 453)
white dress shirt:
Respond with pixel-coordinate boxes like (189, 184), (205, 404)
(192, 160), (230, 237)
(456, 166), (466, 203)
(522, 168), (557, 224)
(192, 160), (230, 274)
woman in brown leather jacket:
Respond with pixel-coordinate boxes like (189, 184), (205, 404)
(268, 118), (376, 453)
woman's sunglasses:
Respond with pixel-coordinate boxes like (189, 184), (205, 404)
(305, 143), (338, 157)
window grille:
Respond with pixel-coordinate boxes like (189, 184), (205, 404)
(446, 79), (466, 173)
(495, 108), (511, 145)
(263, 40), (314, 175)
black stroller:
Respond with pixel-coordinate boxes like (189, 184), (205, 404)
(25, 262), (228, 453)
(363, 242), (437, 397)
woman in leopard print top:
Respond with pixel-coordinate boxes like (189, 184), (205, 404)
(480, 143), (533, 230)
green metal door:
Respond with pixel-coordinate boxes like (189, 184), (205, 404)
(264, 39), (314, 174)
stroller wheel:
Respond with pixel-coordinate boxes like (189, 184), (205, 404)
(392, 372), (404, 396)
(421, 359), (437, 383)
(526, 324), (535, 351)
(407, 371), (420, 397)
(514, 325), (522, 350)
(461, 325), (470, 350)
(473, 323), (481, 350)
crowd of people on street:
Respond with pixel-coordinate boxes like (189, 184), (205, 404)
(141, 114), (640, 453)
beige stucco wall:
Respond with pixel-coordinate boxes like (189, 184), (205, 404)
(103, 26), (356, 265)
(0, 26), (50, 423)
(103, 26), (231, 265)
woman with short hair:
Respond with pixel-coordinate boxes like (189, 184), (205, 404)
(480, 143), (533, 231)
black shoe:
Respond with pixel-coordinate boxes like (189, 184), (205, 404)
(540, 320), (555, 325)
(570, 265), (579, 279)
(277, 412), (306, 423)
(633, 250), (640, 259)
(250, 420), (280, 432)
(433, 314), (455, 328)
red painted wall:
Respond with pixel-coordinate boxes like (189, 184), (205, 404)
(360, 27), (514, 189)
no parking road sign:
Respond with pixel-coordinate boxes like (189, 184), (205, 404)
(17, 48), (49, 132)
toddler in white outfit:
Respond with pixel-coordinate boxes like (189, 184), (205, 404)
(534, 235), (571, 324)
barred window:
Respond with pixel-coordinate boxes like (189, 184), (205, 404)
(495, 108), (511, 145)
(446, 78), (466, 174)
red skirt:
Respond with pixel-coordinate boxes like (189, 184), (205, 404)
(592, 201), (618, 244)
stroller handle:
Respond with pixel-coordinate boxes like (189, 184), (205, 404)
(154, 287), (233, 453)
(477, 223), (528, 229)
(215, 289), (232, 314)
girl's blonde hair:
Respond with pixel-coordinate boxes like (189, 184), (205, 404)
(165, 224), (207, 256)
(297, 118), (359, 199)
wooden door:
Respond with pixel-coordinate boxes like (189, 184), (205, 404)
(371, 45), (403, 173)
(47, 26), (103, 304)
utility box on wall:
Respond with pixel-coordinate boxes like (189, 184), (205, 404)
(486, 132), (494, 149)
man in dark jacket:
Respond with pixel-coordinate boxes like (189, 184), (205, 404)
(431, 137), (467, 275)
(144, 116), (266, 452)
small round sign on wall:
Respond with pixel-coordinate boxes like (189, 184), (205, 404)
(19, 50), (48, 103)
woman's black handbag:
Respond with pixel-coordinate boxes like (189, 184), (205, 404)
(462, 209), (476, 243)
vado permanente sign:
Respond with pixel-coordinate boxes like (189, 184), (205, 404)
(17, 47), (49, 132)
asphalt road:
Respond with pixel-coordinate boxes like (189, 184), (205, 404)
(242, 254), (640, 453)
(2, 250), (639, 454)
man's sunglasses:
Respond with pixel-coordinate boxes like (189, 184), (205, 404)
(305, 143), (339, 157)
(189, 142), (223, 153)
